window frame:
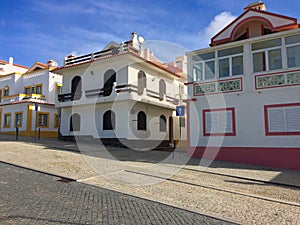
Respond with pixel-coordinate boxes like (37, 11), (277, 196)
(37, 112), (50, 128)
(3, 113), (11, 128)
(3, 86), (9, 97)
(54, 113), (60, 129)
(35, 84), (43, 95)
(14, 112), (23, 128)
(137, 111), (147, 131)
(103, 110), (115, 130)
(202, 108), (236, 136)
(159, 115), (167, 132)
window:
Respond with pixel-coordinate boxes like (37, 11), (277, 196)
(159, 79), (166, 101)
(56, 84), (62, 94)
(15, 112), (23, 128)
(265, 104), (300, 135)
(71, 76), (82, 101)
(3, 113), (11, 127)
(286, 34), (300, 69)
(137, 111), (146, 131)
(38, 112), (49, 127)
(54, 114), (60, 128)
(3, 86), (9, 96)
(103, 69), (116, 97)
(24, 87), (31, 94)
(192, 52), (215, 81)
(138, 70), (146, 95)
(203, 108), (236, 136)
(103, 110), (115, 130)
(35, 84), (42, 94)
(252, 38), (282, 73)
(159, 115), (166, 132)
(70, 113), (81, 132)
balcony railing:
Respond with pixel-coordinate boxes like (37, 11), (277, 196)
(255, 70), (300, 89)
(64, 42), (138, 66)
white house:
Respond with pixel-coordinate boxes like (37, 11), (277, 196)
(55, 33), (187, 149)
(0, 59), (62, 138)
(186, 2), (300, 170)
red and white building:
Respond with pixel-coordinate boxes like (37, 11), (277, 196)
(186, 2), (300, 170)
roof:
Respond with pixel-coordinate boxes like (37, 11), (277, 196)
(210, 8), (299, 46)
(24, 62), (49, 74)
(0, 60), (29, 69)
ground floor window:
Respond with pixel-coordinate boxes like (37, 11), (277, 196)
(54, 114), (60, 128)
(4, 113), (11, 127)
(203, 108), (236, 136)
(70, 113), (81, 132)
(14, 112), (23, 128)
(103, 110), (115, 130)
(159, 115), (166, 132)
(137, 111), (147, 131)
(265, 103), (300, 135)
(38, 112), (49, 127)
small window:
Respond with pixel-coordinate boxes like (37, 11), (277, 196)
(159, 79), (166, 101)
(138, 70), (146, 95)
(3, 113), (11, 127)
(159, 115), (166, 132)
(103, 110), (115, 130)
(54, 114), (60, 128)
(24, 87), (31, 94)
(35, 84), (42, 94)
(137, 111), (147, 131)
(70, 113), (81, 132)
(3, 86), (9, 97)
(38, 113), (49, 127)
(15, 112), (23, 128)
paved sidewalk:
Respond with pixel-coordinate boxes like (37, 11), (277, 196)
(0, 134), (299, 224)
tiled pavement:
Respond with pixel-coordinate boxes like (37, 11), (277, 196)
(0, 162), (234, 225)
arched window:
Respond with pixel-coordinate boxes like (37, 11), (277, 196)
(70, 113), (81, 132)
(159, 79), (166, 101)
(71, 76), (82, 100)
(103, 69), (116, 97)
(138, 70), (146, 95)
(159, 115), (167, 132)
(103, 110), (115, 130)
(137, 111), (146, 131)
(3, 86), (9, 97)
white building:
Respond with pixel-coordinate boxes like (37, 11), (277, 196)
(0, 59), (62, 138)
(186, 2), (300, 170)
(55, 33), (187, 149)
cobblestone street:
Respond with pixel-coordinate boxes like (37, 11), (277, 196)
(0, 162), (234, 225)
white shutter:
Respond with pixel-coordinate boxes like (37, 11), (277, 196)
(205, 110), (233, 134)
(286, 106), (300, 131)
(268, 108), (285, 132)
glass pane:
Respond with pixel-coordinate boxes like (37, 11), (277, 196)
(192, 52), (215, 62)
(253, 52), (265, 73)
(218, 58), (229, 78)
(193, 63), (202, 81)
(287, 45), (300, 68)
(268, 49), (282, 70)
(218, 46), (243, 57)
(205, 61), (215, 80)
(232, 56), (244, 75)
(252, 38), (281, 51)
(286, 34), (300, 45)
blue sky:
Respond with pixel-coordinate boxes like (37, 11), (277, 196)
(1, 0), (299, 67)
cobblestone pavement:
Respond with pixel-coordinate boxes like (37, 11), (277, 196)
(0, 162), (234, 225)
(0, 136), (299, 225)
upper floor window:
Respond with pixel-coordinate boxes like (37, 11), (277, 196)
(24, 87), (31, 94)
(193, 52), (215, 81)
(159, 79), (166, 101)
(252, 38), (282, 73)
(3, 86), (9, 96)
(138, 70), (146, 95)
(103, 110), (115, 130)
(137, 111), (146, 131)
(103, 69), (116, 97)
(35, 84), (42, 95)
(286, 34), (300, 69)
(71, 76), (82, 101)
(218, 46), (244, 78)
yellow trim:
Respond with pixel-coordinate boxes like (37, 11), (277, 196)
(34, 83), (43, 95)
(56, 83), (62, 93)
(14, 111), (23, 128)
(24, 86), (32, 94)
(37, 112), (50, 128)
(26, 105), (33, 132)
(2, 93), (45, 99)
(3, 112), (11, 128)
(54, 113), (60, 128)
(0, 130), (58, 138)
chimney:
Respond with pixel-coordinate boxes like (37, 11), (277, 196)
(131, 32), (139, 50)
(244, 1), (266, 11)
(47, 59), (58, 68)
(9, 57), (13, 65)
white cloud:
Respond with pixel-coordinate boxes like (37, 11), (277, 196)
(200, 11), (236, 47)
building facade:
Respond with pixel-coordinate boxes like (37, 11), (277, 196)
(55, 33), (187, 149)
(186, 2), (300, 170)
(0, 59), (62, 138)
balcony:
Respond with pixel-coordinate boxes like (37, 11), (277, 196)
(1, 93), (45, 104)
(64, 42), (138, 66)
